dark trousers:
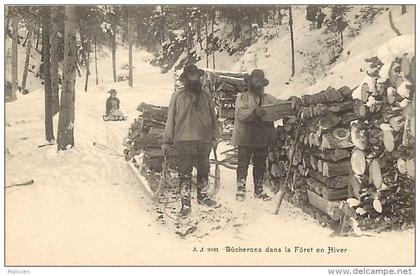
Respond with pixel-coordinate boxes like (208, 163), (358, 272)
(176, 141), (211, 202)
(237, 146), (268, 194)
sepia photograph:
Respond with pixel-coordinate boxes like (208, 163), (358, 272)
(3, 2), (416, 270)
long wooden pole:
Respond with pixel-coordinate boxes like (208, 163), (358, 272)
(274, 112), (302, 215)
(288, 6), (295, 77)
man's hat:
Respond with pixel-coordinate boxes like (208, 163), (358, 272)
(244, 69), (269, 87)
(108, 89), (117, 94)
(179, 64), (205, 81)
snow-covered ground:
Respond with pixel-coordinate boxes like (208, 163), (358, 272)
(5, 44), (414, 266)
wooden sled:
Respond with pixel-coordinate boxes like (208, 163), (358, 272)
(127, 151), (221, 200)
(103, 114), (127, 121)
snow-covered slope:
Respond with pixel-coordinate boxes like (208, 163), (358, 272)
(193, 6), (414, 99)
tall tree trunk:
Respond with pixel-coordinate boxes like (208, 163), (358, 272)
(50, 6), (60, 115)
(22, 28), (30, 47)
(128, 16), (133, 87)
(84, 52), (90, 92)
(111, 23), (117, 82)
(233, 17), (241, 41)
(204, 15), (209, 68)
(288, 6), (295, 77)
(211, 10), (215, 70)
(21, 24), (33, 92)
(42, 7), (54, 142)
(94, 29), (98, 85)
(78, 19), (90, 92)
(57, 6), (77, 151)
(35, 16), (41, 53)
(11, 10), (18, 101)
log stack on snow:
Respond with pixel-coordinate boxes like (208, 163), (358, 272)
(202, 70), (247, 140)
(341, 53), (415, 233)
(268, 85), (356, 227)
(269, 53), (415, 233)
(124, 103), (178, 172)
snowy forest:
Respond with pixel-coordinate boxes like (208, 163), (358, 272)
(5, 5), (416, 266)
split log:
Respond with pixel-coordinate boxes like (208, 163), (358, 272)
(311, 148), (351, 162)
(320, 132), (353, 150)
(397, 158), (407, 174)
(307, 178), (349, 200)
(351, 149), (366, 175)
(260, 101), (294, 121)
(380, 124), (395, 152)
(319, 112), (341, 130)
(341, 113), (358, 125)
(389, 60), (400, 87)
(400, 54), (410, 77)
(369, 159), (382, 189)
(337, 86), (353, 98)
(310, 155), (318, 170)
(389, 115), (405, 132)
(329, 100), (354, 113)
(406, 159), (415, 178)
(215, 75), (245, 86)
(408, 56), (415, 85)
(351, 120), (369, 150)
(322, 160), (351, 177)
(402, 117), (414, 146)
(308, 170), (349, 189)
(307, 190), (343, 221)
(317, 159), (323, 173)
(354, 99), (368, 118)
(301, 86), (345, 106)
(205, 69), (245, 79)
(360, 83), (370, 103)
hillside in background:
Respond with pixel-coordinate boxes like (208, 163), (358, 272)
(5, 5), (414, 101)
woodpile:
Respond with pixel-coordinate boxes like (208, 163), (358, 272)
(124, 103), (178, 172)
(341, 53), (415, 234)
(202, 70), (247, 140)
(268, 85), (355, 228)
(270, 54), (415, 234)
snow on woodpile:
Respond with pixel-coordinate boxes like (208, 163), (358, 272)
(266, 46), (415, 235)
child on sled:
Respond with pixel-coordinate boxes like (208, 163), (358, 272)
(104, 89), (125, 120)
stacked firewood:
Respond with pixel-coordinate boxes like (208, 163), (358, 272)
(124, 103), (178, 172)
(268, 86), (356, 227)
(202, 70), (247, 140)
(341, 53), (415, 233)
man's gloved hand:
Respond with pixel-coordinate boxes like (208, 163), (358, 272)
(211, 140), (218, 151)
(161, 143), (171, 155)
(254, 106), (266, 118)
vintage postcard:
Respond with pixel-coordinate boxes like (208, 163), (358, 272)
(4, 3), (415, 268)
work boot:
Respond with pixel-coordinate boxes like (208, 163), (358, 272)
(254, 192), (272, 201)
(236, 179), (246, 201)
(179, 197), (192, 219)
(254, 179), (272, 201)
(197, 194), (219, 207)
